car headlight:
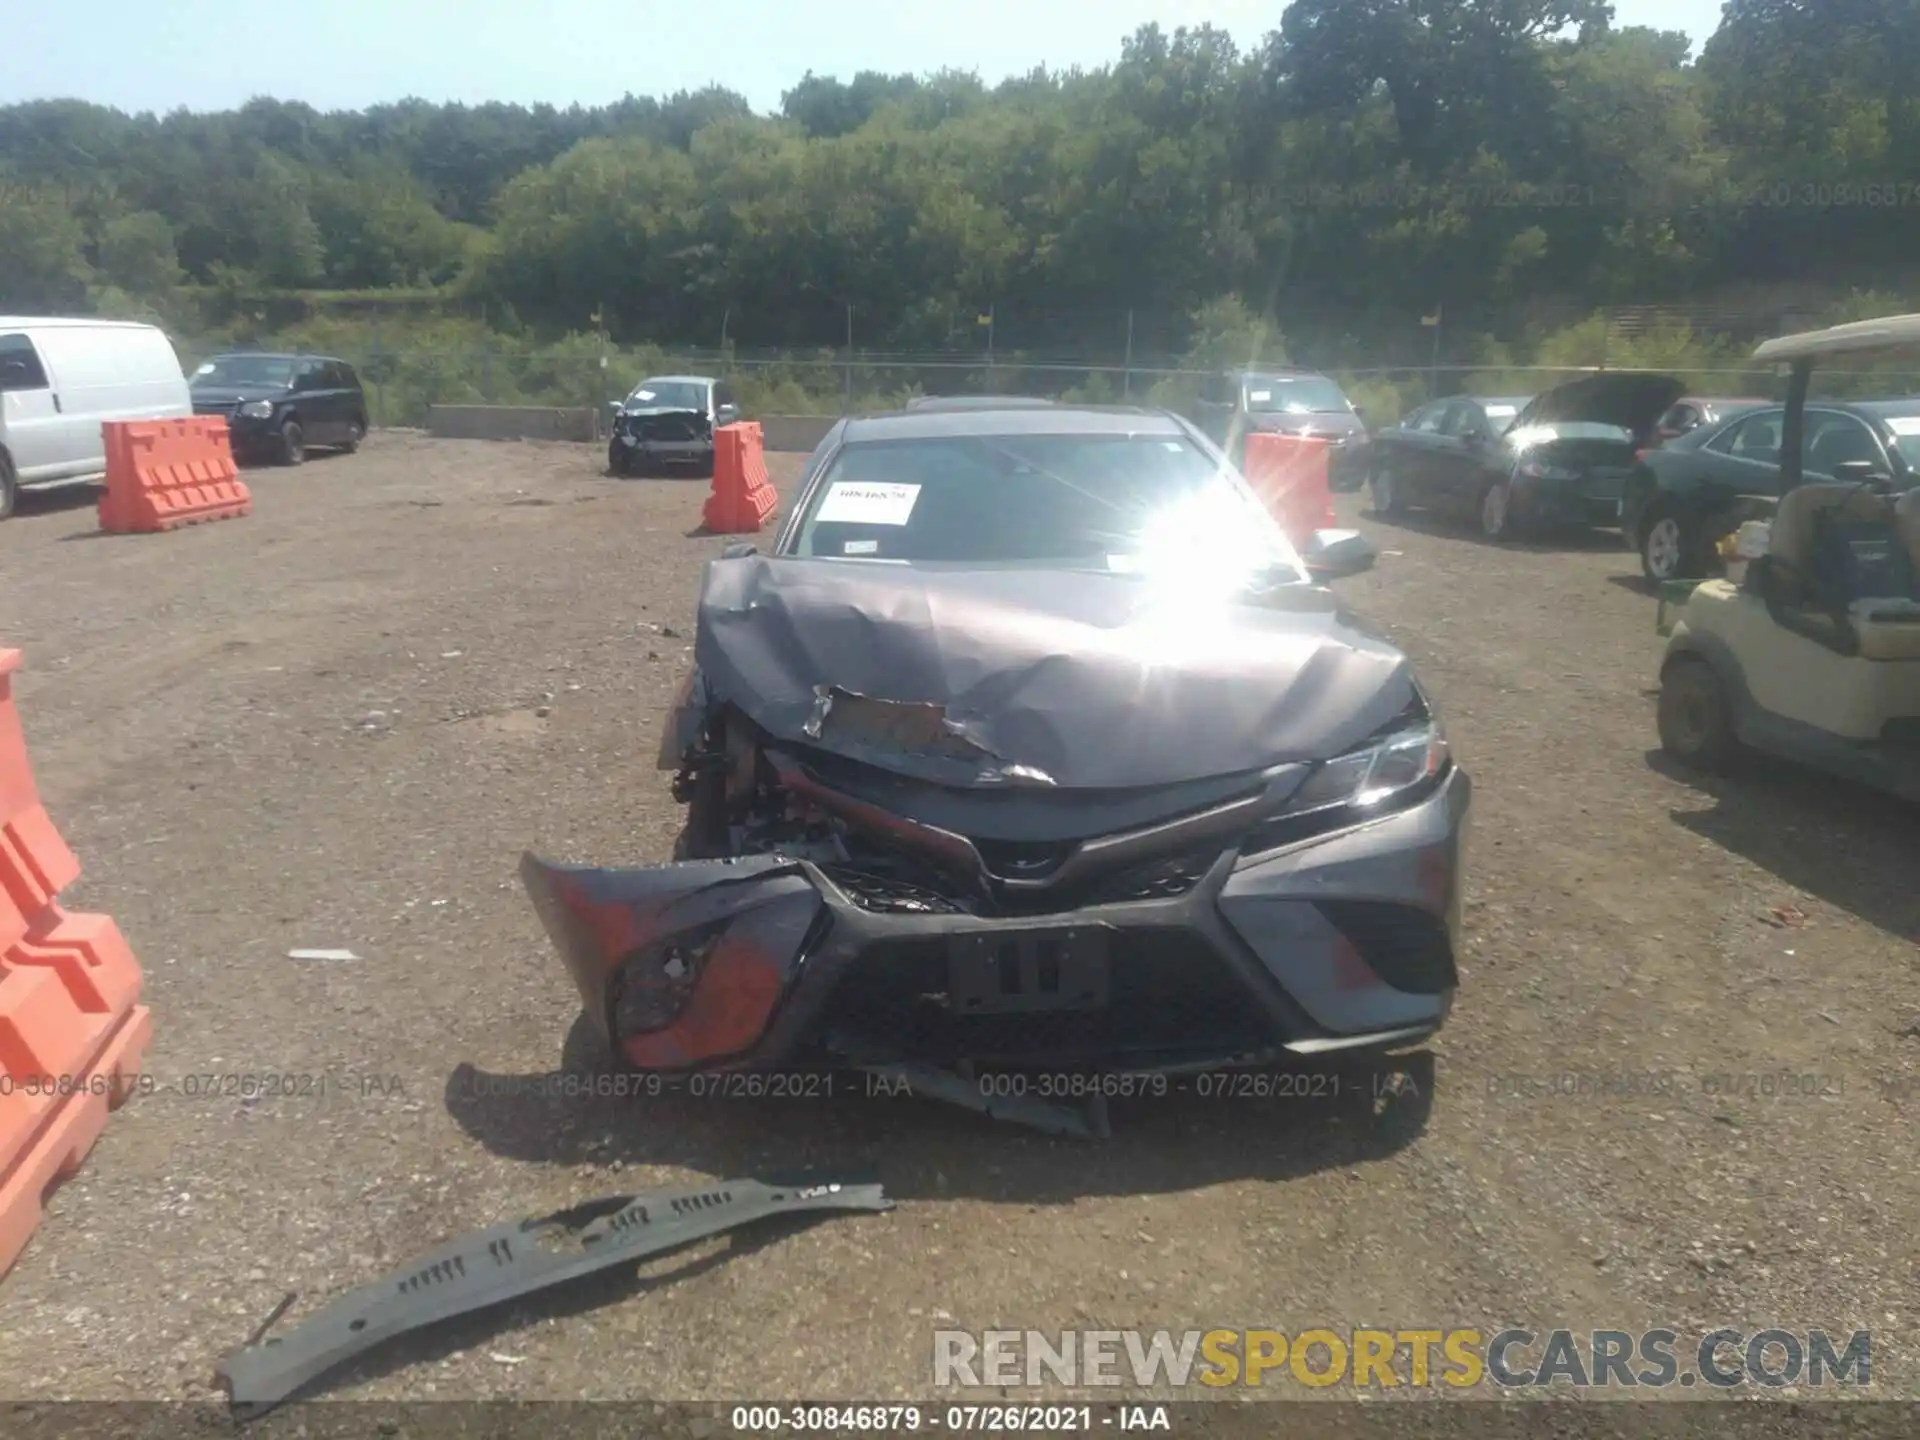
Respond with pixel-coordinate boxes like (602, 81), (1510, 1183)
(1236, 712), (1448, 859)
(1284, 719), (1449, 816)
(238, 400), (275, 419)
(1517, 458), (1577, 481)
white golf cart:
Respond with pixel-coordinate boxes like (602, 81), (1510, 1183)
(1656, 313), (1920, 799)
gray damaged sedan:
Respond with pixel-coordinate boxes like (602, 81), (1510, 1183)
(524, 404), (1468, 1117)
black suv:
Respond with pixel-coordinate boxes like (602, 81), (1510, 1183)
(1188, 368), (1372, 491)
(190, 353), (368, 466)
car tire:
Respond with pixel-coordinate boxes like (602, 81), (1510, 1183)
(1479, 481), (1516, 540)
(1368, 467), (1406, 515)
(278, 419), (306, 467)
(607, 441), (629, 477)
(1658, 656), (1734, 770)
(0, 450), (16, 521)
(1640, 505), (1703, 585)
(341, 419), (364, 454)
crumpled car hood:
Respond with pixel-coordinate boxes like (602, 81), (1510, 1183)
(693, 556), (1417, 790)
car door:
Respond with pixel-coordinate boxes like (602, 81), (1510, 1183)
(0, 331), (69, 483)
(293, 359), (339, 445)
(1418, 401), (1485, 507)
(1685, 407), (1784, 516)
(1382, 401), (1452, 498)
(1443, 400), (1507, 503)
(1801, 407), (1895, 483)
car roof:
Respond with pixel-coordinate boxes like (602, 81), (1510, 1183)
(905, 394), (1057, 411)
(200, 351), (348, 365)
(1679, 396), (1769, 406)
(837, 405), (1183, 443)
(1464, 395), (1531, 410)
(1239, 367), (1329, 382)
(636, 374), (715, 386)
(0, 316), (166, 332)
(1849, 398), (1920, 419)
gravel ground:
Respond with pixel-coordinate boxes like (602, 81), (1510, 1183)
(0, 431), (1915, 1407)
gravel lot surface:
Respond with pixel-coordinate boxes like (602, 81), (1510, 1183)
(0, 431), (1914, 1409)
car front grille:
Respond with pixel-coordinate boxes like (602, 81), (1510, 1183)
(1313, 901), (1455, 994)
(813, 930), (1276, 1067)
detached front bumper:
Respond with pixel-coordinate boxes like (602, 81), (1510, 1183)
(522, 765), (1470, 1075)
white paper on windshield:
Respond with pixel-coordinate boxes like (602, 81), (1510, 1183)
(815, 482), (921, 525)
(1886, 417), (1920, 435)
(632, 388), (656, 401)
(1248, 389), (1272, 403)
(194, 362), (215, 375)
(843, 539), (879, 554)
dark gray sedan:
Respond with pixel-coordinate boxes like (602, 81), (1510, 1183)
(521, 403), (1467, 1128)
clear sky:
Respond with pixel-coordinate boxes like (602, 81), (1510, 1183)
(3, 0), (1728, 117)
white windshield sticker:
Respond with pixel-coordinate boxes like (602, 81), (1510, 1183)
(1248, 389), (1272, 402)
(1887, 417), (1920, 435)
(193, 362), (215, 375)
(633, 388), (656, 401)
(815, 482), (921, 525)
(843, 539), (879, 554)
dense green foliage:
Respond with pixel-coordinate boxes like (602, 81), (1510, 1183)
(1, 0), (1914, 418)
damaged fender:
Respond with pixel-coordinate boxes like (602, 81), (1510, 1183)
(216, 1178), (892, 1414)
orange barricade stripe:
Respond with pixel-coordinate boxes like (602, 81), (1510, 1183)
(0, 649), (151, 1280)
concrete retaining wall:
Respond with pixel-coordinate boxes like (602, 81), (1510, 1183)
(427, 405), (599, 443)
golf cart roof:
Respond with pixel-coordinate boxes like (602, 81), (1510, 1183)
(1754, 314), (1920, 364)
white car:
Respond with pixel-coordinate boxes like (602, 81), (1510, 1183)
(0, 317), (192, 519)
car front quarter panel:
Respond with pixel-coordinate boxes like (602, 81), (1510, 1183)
(1217, 764), (1469, 1035)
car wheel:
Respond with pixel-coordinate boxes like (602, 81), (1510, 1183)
(0, 451), (16, 521)
(341, 419), (364, 454)
(1368, 467), (1405, 515)
(1479, 481), (1515, 540)
(1658, 656), (1734, 770)
(607, 441), (629, 477)
(278, 419), (306, 467)
(1640, 507), (1700, 585)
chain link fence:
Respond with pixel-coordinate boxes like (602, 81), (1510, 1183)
(327, 343), (1920, 433)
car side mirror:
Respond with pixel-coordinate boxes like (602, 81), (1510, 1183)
(607, 400), (625, 418)
(716, 404), (739, 424)
(720, 541), (759, 560)
(1301, 528), (1376, 581)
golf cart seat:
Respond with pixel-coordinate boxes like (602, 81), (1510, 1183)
(1752, 482), (1920, 659)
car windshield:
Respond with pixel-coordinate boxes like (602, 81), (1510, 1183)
(192, 355), (296, 388)
(1243, 377), (1351, 414)
(628, 380), (705, 410)
(792, 432), (1302, 582)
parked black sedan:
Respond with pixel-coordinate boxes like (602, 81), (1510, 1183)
(1368, 375), (1684, 540)
(1621, 397), (1920, 583)
(607, 375), (740, 476)
(189, 353), (368, 465)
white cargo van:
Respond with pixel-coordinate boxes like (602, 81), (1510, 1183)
(0, 317), (193, 518)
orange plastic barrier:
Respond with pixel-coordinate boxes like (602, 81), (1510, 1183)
(98, 418), (252, 534)
(702, 422), (780, 534)
(1243, 433), (1335, 549)
(0, 649), (151, 1280)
